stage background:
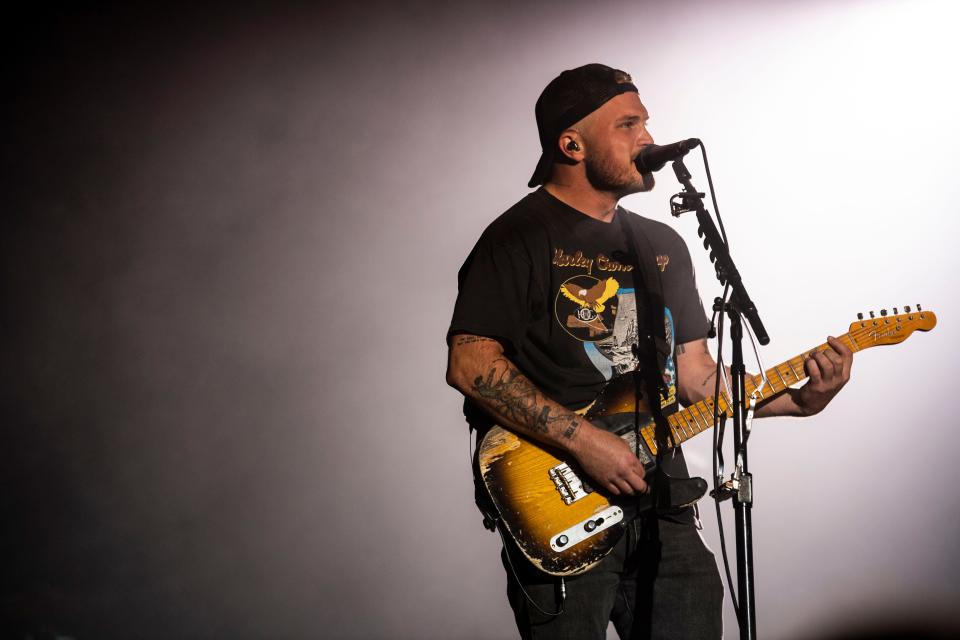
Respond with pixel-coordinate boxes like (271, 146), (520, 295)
(3, 1), (959, 638)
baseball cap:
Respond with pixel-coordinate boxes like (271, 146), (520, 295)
(528, 63), (638, 188)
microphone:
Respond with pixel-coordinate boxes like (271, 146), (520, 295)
(635, 138), (701, 173)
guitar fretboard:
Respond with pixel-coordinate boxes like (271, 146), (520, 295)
(640, 332), (866, 453)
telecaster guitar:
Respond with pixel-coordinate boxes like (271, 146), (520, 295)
(478, 307), (937, 576)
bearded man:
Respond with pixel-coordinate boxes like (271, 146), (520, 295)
(446, 63), (851, 639)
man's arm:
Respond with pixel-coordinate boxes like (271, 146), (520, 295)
(446, 333), (649, 496)
(675, 336), (852, 418)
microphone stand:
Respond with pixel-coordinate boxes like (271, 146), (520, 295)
(669, 155), (768, 640)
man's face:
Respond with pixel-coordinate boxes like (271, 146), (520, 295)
(580, 92), (655, 196)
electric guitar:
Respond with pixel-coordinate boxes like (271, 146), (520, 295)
(478, 307), (937, 576)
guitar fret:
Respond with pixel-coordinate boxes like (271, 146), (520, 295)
(703, 397), (714, 417)
(705, 402), (717, 425)
(641, 426), (656, 451)
(691, 404), (709, 429)
(653, 426), (675, 449)
(774, 366), (787, 388)
(758, 379), (773, 397)
(788, 360), (802, 379)
(673, 424), (685, 444)
(715, 394), (729, 417)
(678, 411), (695, 435)
(667, 414), (687, 436)
(710, 395), (731, 421)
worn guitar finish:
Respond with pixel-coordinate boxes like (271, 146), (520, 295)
(478, 309), (937, 576)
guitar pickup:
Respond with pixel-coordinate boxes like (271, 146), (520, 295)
(550, 505), (624, 552)
(548, 463), (591, 505)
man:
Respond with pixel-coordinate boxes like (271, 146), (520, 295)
(446, 64), (851, 639)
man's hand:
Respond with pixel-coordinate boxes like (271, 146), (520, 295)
(568, 424), (649, 496)
(795, 336), (853, 416)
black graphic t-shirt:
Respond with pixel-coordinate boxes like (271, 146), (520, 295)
(449, 188), (710, 477)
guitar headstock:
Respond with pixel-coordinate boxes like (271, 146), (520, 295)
(848, 305), (937, 348)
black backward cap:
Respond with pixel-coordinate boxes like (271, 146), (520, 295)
(528, 63), (638, 188)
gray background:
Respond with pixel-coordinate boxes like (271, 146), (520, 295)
(3, 1), (959, 638)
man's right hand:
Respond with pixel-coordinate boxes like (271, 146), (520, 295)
(568, 423), (649, 496)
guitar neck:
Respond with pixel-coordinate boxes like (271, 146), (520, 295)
(643, 332), (863, 452)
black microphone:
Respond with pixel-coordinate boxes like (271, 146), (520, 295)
(635, 138), (701, 173)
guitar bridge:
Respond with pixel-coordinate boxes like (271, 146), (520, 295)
(549, 463), (591, 505)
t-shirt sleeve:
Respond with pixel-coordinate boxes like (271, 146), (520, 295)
(447, 233), (533, 354)
(668, 236), (711, 346)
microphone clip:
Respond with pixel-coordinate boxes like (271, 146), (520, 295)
(669, 190), (705, 217)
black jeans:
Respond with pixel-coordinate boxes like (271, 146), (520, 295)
(502, 514), (724, 639)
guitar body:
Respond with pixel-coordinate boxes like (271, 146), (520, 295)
(479, 423), (633, 576)
(479, 374), (706, 576)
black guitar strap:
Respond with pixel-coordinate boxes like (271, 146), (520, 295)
(615, 210), (673, 463)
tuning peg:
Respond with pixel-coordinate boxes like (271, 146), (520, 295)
(869, 311), (875, 319)
(918, 303), (923, 311)
(894, 307), (899, 315)
(905, 305), (911, 313)
(881, 309), (888, 316)
(857, 312), (864, 320)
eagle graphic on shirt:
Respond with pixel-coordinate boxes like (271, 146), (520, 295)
(559, 277), (619, 313)
(555, 276), (621, 340)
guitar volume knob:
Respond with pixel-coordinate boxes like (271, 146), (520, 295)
(584, 517), (606, 533)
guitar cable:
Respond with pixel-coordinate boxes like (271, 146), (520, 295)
(495, 524), (567, 617)
(473, 422), (567, 616)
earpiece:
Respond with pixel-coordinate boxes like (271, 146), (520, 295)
(566, 140), (580, 152)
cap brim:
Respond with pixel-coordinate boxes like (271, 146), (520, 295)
(527, 148), (554, 188)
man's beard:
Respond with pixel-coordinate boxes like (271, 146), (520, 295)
(584, 154), (654, 196)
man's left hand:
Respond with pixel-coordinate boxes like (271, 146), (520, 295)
(796, 336), (853, 416)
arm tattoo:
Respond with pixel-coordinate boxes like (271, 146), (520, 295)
(561, 416), (581, 440)
(453, 335), (496, 346)
(701, 369), (716, 387)
(472, 358), (571, 437)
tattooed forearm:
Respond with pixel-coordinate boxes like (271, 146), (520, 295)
(453, 335), (496, 346)
(472, 357), (577, 439)
(473, 358), (549, 432)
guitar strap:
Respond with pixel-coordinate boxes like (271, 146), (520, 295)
(615, 210), (672, 463)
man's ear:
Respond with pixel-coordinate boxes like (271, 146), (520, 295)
(558, 131), (584, 164)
